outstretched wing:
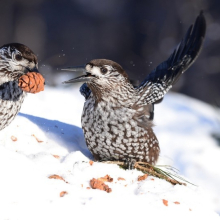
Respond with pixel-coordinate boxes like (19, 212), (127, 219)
(137, 11), (206, 105)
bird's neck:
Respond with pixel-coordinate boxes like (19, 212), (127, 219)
(0, 81), (23, 101)
(88, 81), (136, 107)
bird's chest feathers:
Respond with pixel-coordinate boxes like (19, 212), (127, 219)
(82, 97), (135, 131)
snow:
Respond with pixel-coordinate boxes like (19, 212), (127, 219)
(0, 86), (220, 220)
(154, 93), (220, 213)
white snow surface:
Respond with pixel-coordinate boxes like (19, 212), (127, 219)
(0, 86), (220, 220)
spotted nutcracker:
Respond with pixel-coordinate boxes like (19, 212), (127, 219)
(63, 12), (206, 168)
(0, 43), (44, 131)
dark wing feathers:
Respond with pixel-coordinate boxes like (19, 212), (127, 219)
(137, 12), (206, 105)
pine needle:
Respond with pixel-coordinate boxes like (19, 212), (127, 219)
(102, 161), (194, 186)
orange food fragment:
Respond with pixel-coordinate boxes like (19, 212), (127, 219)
(11, 136), (17, 141)
(60, 191), (68, 197)
(90, 178), (112, 193)
(138, 174), (148, 181)
(117, 177), (125, 181)
(89, 160), (94, 166)
(162, 199), (168, 206)
(32, 134), (43, 143)
(98, 175), (113, 182)
(48, 174), (65, 182)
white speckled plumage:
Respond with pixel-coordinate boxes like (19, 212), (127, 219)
(81, 88), (160, 165)
(0, 94), (26, 130)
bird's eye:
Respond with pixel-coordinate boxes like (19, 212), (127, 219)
(100, 67), (108, 74)
(15, 54), (22, 61)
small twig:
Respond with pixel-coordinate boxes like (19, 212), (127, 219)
(135, 162), (186, 185)
(102, 161), (191, 186)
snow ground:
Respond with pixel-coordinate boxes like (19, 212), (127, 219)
(0, 86), (220, 220)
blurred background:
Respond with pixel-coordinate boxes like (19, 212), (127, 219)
(1, 0), (220, 212)
(0, 0), (219, 106)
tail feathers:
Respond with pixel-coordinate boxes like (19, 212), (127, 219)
(167, 11), (206, 83)
(137, 11), (206, 105)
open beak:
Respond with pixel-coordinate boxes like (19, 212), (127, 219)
(62, 65), (97, 84)
(62, 72), (95, 84)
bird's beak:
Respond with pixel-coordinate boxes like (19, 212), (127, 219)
(62, 66), (85, 73)
(62, 72), (94, 84)
(25, 65), (39, 73)
(62, 65), (95, 84)
(31, 66), (39, 73)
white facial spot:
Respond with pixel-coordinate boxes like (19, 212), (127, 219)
(86, 65), (103, 77)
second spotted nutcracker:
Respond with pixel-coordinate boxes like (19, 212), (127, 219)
(0, 43), (44, 131)
(63, 12), (206, 168)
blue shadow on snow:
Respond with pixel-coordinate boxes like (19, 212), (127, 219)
(18, 112), (92, 159)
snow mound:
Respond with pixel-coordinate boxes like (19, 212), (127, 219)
(0, 86), (219, 220)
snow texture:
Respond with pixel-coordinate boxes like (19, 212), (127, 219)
(0, 86), (219, 220)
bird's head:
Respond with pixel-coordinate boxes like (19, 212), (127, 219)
(63, 59), (130, 97)
(0, 43), (38, 81)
